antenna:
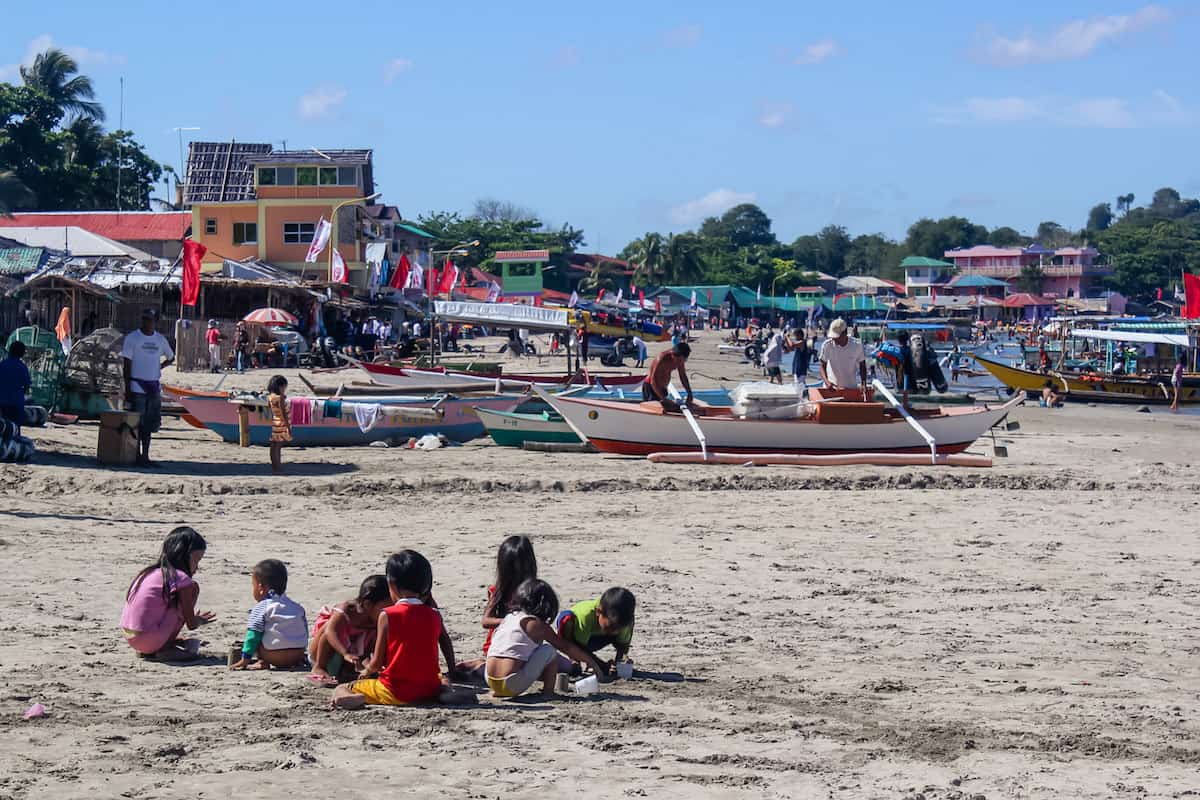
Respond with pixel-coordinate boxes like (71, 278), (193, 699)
(311, 147), (332, 161)
(173, 126), (201, 192)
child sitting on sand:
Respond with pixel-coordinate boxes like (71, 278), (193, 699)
(332, 550), (458, 708)
(229, 559), (309, 670)
(556, 587), (636, 675)
(268, 375), (291, 474)
(457, 535), (538, 677)
(486, 579), (608, 699)
(121, 527), (216, 660)
(307, 575), (391, 686)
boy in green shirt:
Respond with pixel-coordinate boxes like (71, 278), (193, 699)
(555, 587), (636, 674)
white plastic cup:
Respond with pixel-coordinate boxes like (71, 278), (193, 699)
(616, 661), (634, 680)
(573, 675), (600, 695)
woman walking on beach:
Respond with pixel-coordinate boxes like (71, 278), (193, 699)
(268, 375), (291, 474)
(1171, 354), (1185, 412)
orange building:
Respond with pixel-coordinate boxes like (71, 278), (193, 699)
(183, 142), (379, 284)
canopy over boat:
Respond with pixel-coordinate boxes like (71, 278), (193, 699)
(433, 301), (572, 333)
(1070, 328), (1190, 347)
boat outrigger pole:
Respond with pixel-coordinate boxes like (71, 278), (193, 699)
(872, 379), (937, 464)
(668, 381), (708, 462)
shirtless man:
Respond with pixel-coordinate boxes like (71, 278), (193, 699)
(642, 342), (693, 411)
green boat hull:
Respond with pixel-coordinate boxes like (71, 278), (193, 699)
(474, 407), (582, 447)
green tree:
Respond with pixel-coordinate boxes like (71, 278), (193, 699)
(989, 226), (1024, 246)
(844, 232), (903, 278)
(1086, 203), (1113, 232)
(1035, 221), (1076, 248)
(904, 216), (988, 258)
(577, 259), (623, 296)
(0, 170), (35, 215)
(698, 203), (777, 249)
(19, 48), (104, 122)
(1017, 264), (1046, 294)
(1116, 193), (1135, 217)
(663, 232), (705, 284)
(628, 232), (666, 286)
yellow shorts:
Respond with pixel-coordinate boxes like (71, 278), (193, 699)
(486, 674), (517, 698)
(349, 678), (404, 706)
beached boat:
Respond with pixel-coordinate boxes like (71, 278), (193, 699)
(972, 354), (1199, 405)
(539, 386), (1022, 457)
(176, 390), (523, 445)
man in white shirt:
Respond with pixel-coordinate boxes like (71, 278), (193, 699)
(412, 320), (422, 339)
(763, 328), (786, 384)
(818, 318), (868, 394)
(121, 308), (174, 466)
(631, 335), (647, 368)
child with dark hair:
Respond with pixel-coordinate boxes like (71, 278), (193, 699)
(307, 575), (392, 687)
(556, 587), (637, 675)
(230, 559), (308, 670)
(332, 550), (456, 708)
(267, 375), (290, 474)
(456, 535), (539, 677)
(485, 579), (608, 699)
(121, 526), (216, 660)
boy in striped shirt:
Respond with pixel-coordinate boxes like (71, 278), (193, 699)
(230, 559), (308, 670)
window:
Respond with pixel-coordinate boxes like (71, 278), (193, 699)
(296, 167), (317, 185)
(507, 263), (538, 277)
(275, 167), (296, 186)
(257, 168), (276, 186)
(337, 166), (357, 186)
(233, 222), (257, 245)
(283, 222), (316, 244)
(204, 218), (217, 235)
(319, 167), (338, 185)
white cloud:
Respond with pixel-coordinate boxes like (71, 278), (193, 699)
(383, 57), (412, 84)
(1068, 98), (1136, 128)
(297, 85), (347, 120)
(1153, 88), (1182, 114)
(669, 189), (756, 225)
(794, 38), (840, 65)
(757, 102), (795, 128)
(0, 33), (124, 80)
(659, 24), (702, 49)
(980, 5), (1169, 66)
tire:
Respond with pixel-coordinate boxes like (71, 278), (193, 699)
(744, 343), (761, 362)
(525, 343), (537, 356)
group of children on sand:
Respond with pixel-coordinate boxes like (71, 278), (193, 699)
(120, 529), (636, 705)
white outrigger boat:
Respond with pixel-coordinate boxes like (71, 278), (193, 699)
(537, 383), (1022, 462)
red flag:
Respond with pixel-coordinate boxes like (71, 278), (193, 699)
(438, 259), (458, 294)
(390, 253), (410, 290)
(427, 266), (440, 295)
(1157, 287), (1163, 301)
(639, 289), (645, 307)
(655, 296), (662, 313)
(597, 288), (606, 301)
(533, 295), (543, 307)
(707, 289), (713, 304)
(1184, 272), (1200, 319)
(181, 239), (207, 307)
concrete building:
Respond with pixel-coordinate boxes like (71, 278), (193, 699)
(943, 244), (1109, 298)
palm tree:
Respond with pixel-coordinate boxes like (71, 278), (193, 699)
(664, 233), (705, 284)
(629, 232), (666, 287)
(20, 48), (105, 122)
(64, 116), (104, 166)
(577, 259), (623, 296)
(0, 171), (35, 216)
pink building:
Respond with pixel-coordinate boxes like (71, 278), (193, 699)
(943, 244), (1108, 298)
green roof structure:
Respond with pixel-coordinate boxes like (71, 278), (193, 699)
(0, 247), (46, 275)
(900, 256), (954, 268)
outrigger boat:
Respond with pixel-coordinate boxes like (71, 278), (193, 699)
(972, 353), (1200, 405)
(538, 384), (1022, 458)
(347, 358), (645, 389)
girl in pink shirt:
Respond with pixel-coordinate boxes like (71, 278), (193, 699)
(120, 527), (216, 660)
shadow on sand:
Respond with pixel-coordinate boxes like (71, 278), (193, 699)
(32, 450), (360, 478)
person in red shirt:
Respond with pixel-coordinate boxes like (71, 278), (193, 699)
(205, 320), (222, 373)
(333, 550), (458, 708)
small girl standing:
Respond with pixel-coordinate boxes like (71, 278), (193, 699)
(267, 374), (291, 473)
(457, 535), (538, 676)
(120, 527), (216, 660)
(308, 575), (392, 686)
(485, 579), (608, 699)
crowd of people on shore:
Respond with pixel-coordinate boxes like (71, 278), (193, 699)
(120, 529), (637, 706)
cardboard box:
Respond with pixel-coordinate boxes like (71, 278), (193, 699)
(97, 411), (141, 465)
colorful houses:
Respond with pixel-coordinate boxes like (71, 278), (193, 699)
(943, 244), (1108, 298)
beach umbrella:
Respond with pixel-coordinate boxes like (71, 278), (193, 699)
(243, 307), (298, 327)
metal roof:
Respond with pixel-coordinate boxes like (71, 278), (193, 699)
(0, 211), (189, 242)
(0, 247), (47, 275)
(494, 249), (550, 262)
(246, 149), (372, 166)
(396, 223), (436, 239)
(184, 141), (272, 205)
(0, 227), (154, 260)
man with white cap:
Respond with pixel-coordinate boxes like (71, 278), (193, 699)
(818, 318), (868, 395)
(206, 319), (222, 373)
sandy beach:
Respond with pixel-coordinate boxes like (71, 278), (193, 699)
(2, 329), (1199, 799)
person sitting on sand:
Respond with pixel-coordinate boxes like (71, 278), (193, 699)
(230, 559), (308, 670)
(307, 575), (392, 686)
(456, 535), (539, 678)
(331, 551), (460, 708)
(1041, 379), (1063, 408)
(486, 579), (609, 699)
(556, 587), (636, 676)
(642, 342), (694, 411)
(120, 527), (215, 660)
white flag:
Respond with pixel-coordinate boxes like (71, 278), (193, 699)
(569, 290), (579, 307)
(305, 217), (332, 263)
(756, 284), (762, 301)
(331, 249), (348, 283)
(616, 288), (623, 304)
(406, 261), (424, 290)
(690, 290), (697, 307)
(486, 281), (501, 303)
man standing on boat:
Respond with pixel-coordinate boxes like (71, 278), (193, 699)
(819, 318), (869, 396)
(643, 342), (694, 411)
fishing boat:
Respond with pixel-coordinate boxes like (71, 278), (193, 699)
(478, 387), (735, 447)
(175, 389), (523, 445)
(972, 354), (1199, 405)
(348, 358), (644, 389)
(568, 308), (670, 341)
(539, 386), (1022, 457)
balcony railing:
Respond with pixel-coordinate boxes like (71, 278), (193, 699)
(957, 264), (1112, 278)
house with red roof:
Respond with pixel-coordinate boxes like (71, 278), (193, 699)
(0, 211), (190, 259)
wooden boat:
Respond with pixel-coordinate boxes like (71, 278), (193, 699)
(568, 309), (670, 342)
(538, 386), (1022, 457)
(972, 354), (1200, 405)
(478, 387), (736, 448)
(175, 390), (523, 446)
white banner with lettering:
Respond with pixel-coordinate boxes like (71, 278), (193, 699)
(434, 301), (571, 331)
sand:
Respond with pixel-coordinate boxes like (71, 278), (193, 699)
(1, 329), (1199, 799)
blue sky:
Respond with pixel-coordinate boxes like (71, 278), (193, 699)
(2, 1), (1196, 253)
